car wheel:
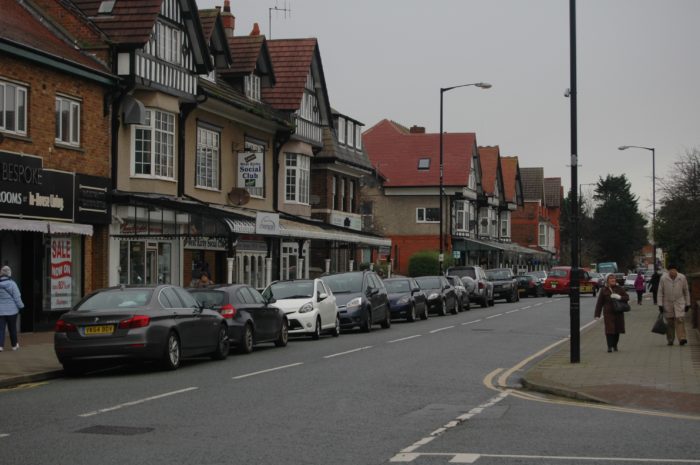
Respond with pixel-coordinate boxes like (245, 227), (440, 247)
(61, 359), (86, 377)
(330, 315), (340, 337)
(420, 304), (429, 320)
(407, 302), (416, 322)
(488, 294), (495, 306)
(450, 298), (459, 315)
(546, 293), (553, 298)
(239, 324), (254, 354)
(211, 325), (229, 360)
(161, 331), (181, 371)
(481, 294), (488, 308)
(381, 308), (391, 329)
(464, 297), (471, 311)
(274, 319), (289, 347)
(361, 310), (372, 332)
(438, 298), (447, 316)
(312, 317), (321, 340)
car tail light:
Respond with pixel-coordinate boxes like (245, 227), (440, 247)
(54, 319), (77, 333)
(220, 304), (237, 319)
(478, 282), (485, 289)
(118, 315), (151, 329)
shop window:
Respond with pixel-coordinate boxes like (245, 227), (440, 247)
(119, 240), (174, 285)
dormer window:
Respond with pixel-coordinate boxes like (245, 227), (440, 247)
(202, 54), (216, 82)
(417, 158), (430, 170)
(244, 74), (261, 101)
(355, 125), (362, 150)
(337, 117), (345, 144)
(154, 21), (183, 66)
(347, 121), (354, 147)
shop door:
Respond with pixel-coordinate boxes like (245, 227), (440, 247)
(281, 243), (298, 280)
(145, 246), (158, 285)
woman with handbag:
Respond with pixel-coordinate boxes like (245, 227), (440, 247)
(594, 273), (629, 352)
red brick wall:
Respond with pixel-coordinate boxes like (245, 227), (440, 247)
(391, 235), (439, 275)
(511, 203), (540, 247)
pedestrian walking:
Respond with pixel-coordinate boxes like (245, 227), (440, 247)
(0, 265), (24, 352)
(594, 273), (629, 352)
(634, 271), (645, 305)
(649, 270), (661, 305)
(658, 264), (690, 346)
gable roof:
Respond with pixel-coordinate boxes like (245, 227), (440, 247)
(0, 0), (112, 78)
(262, 38), (318, 111)
(362, 119), (477, 188)
(500, 156), (520, 204)
(224, 35), (274, 84)
(544, 177), (562, 207)
(520, 167), (545, 201)
(477, 146), (501, 196)
(198, 9), (218, 41)
(198, 9), (232, 69)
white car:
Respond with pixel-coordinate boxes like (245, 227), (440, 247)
(262, 279), (339, 339)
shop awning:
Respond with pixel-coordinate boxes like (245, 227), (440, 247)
(454, 237), (506, 252)
(279, 218), (391, 247)
(0, 218), (93, 236)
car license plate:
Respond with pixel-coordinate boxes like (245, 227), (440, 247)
(581, 284), (592, 292)
(84, 325), (114, 336)
(551, 283), (557, 288)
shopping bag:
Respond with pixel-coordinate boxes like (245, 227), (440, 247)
(651, 313), (667, 335)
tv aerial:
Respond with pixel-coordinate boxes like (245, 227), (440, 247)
(268, 0), (291, 39)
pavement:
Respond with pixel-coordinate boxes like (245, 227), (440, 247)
(1, 300), (698, 417)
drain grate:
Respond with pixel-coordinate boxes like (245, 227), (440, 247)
(76, 425), (154, 436)
(471, 328), (494, 332)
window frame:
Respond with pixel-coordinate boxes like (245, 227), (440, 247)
(195, 125), (220, 190)
(284, 153), (310, 204)
(55, 95), (81, 147)
(131, 108), (176, 180)
(244, 73), (261, 101)
(347, 121), (354, 147)
(416, 207), (440, 223)
(355, 124), (362, 149)
(0, 80), (28, 136)
(337, 117), (345, 144)
(417, 158), (431, 170)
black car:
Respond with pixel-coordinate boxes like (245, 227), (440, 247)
(446, 266), (494, 308)
(517, 274), (543, 297)
(54, 285), (229, 374)
(446, 275), (470, 311)
(188, 284), (288, 354)
(486, 268), (519, 303)
(384, 277), (428, 322)
(415, 276), (458, 316)
(323, 271), (390, 332)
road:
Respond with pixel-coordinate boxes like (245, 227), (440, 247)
(0, 295), (698, 465)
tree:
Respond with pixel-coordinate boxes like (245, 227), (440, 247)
(559, 190), (596, 266)
(591, 174), (648, 270)
(656, 148), (700, 270)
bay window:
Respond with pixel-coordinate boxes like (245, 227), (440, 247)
(195, 126), (220, 189)
(285, 153), (310, 204)
(133, 109), (175, 179)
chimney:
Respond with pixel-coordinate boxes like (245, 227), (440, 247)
(222, 0), (235, 38)
(409, 125), (425, 134)
(250, 22), (261, 36)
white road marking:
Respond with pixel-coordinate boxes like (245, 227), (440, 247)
(393, 452), (700, 463)
(485, 313), (503, 319)
(429, 325), (454, 334)
(323, 346), (372, 359)
(506, 309), (519, 314)
(79, 387), (198, 418)
(533, 303), (543, 307)
(461, 319), (481, 326)
(0, 434), (9, 438)
(388, 335), (422, 344)
(521, 305), (532, 309)
(233, 362), (303, 379)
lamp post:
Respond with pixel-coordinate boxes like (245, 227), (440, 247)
(618, 145), (656, 271)
(578, 182), (597, 266)
(439, 82), (491, 274)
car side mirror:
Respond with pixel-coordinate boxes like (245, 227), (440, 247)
(412, 287), (420, 293)
(318, 292), (328, 301)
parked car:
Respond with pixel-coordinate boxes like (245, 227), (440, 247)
(486, 268), (519, 303)
(323, 271), (390, 332)
(624, 274), (637, 291)
(188, 284), (288, 354)
(445, 265), (494, 307)
(543, 267), (595, 297)
(54, 285), (230, 375)
(517, 274), (543, 297)
(415, 275), (458, 316)
(588, 271), (604, 296)
(446, 275), (471, 311)
(261, 279), (339, 339)
(529, 270), (548, 286)
(383, 277), (428, 322)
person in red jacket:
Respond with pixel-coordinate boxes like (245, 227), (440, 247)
(634, 271), (645, 305)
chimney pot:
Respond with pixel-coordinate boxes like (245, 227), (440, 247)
(221, 1), (235, 37)
(409, 125), (426, 134)
(250, 22), (261, 36)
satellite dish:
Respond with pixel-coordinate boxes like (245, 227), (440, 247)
(227, 188), (251, 206)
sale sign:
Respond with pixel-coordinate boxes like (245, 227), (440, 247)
(51, 237), (72, 309)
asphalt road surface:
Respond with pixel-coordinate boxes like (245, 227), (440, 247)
(1, 295), (697, 465)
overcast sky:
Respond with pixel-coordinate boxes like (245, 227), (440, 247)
(196, 0), (700, 218)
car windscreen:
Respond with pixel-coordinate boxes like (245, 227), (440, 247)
(448, 269), (476, 279)
(486, 270), (511, 280)
(77, 289), (153, 311)
(323, 272), (364, 294)
(415, 277), (441, 289)
(384, 280), (411, 293)
(548, 269), (568, 278)
(267, 281), (314, 299)
(188, 290), (226, 308)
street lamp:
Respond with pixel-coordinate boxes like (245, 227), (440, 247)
(578, 182), (597, 266)
(439, 82), (492, 274)
(618, 145), (656, 271)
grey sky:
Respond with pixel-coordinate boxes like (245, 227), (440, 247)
(196, 0), (700, 218)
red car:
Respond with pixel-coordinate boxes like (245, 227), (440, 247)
(543, 266), (594, 297)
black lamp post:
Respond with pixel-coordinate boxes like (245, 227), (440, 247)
(618, 145), (656, 271)
(439, 82), (491, 274)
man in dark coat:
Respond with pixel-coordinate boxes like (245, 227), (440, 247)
(649, 271), (661, 305)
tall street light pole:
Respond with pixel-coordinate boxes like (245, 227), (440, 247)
(439, 82), (492, 274)
(569, 0), (580, 364)
(618, 145), (656, 271)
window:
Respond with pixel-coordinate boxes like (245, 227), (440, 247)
(500, 211), (510, 238)
(55, 96), (80, 146)
(244, 73), (261, 101)
(0, 80), (27, 136)
(202, 54), (216, 82)
(490, 209), (498, 237)
(299, 90), (319, 123)
(244, 140), (265, 198)
(469, 204), (476, 233)
(355, 124), (362, 149)
(538, 223), (546, 246)
(455, 200), (468, 232)
(154, 21), (183, 65)
(347, 121), (354, 147)
(349, 181), (355, 212)
(285, 153), (310, 204)
(337, 117), (345, 144)
(416, 207), (440, 223)
(339, 178), (345, 212)
(468, 159), (477, 190)
(418, 158), (430, 170)
(196, 126), (220, 189)
(133, 109), (175, 179)
(332, 176), (337, 210)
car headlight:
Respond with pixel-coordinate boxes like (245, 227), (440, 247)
(397, 296), (410, 305)
(299, 302), (314, 313)
(346, 297), (363, 308)
(428, 292), (439, 300)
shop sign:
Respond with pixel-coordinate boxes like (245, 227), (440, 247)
(238, 151), (264, 190)
(50, 237), (72, 310)
(0, 151), (74, 221)
(75, 174), (110, 224)
(329, 211), (362, 231)
(184, 236), (227, 250)
(256, 212), (279, 236)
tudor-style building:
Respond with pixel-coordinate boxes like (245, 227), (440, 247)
(0, 0), (117, 330)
